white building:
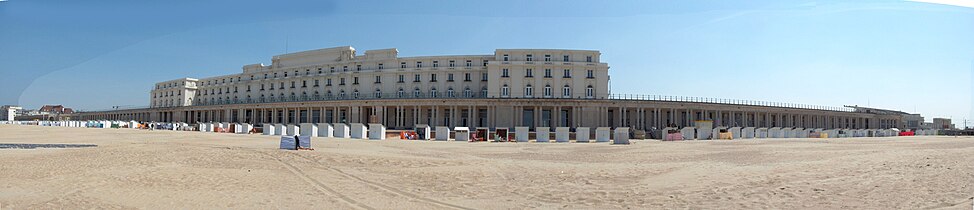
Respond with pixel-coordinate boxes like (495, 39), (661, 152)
(2, 105), (22, 122)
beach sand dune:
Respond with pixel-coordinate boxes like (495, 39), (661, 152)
(1, 125), (972, 209)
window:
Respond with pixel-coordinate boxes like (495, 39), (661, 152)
(447, 73), (454, 81)
(502, 69), (509, 77)
(544, 69), (552, 78)
(503, 54), (509, 61)
(284, 72), (288, 78)
(291, 81), (296, 88)
(449, 60), (455, 67)
(330, 67), (335, 72)
(416, 61), (422, 68)
(318, 68), (322, 74)
(397, 88), (404, 98)
(353, 77), (359, 85)
(398, 75), (405, 83)
(269, 83), (275, 90)
(430, 88), (437, 98)
(352, 90), (359, 99)
(302, 80), (307, 88)
(465, 60), (472, 67)
(339, 90), (346, 98)
(482, 87), (488, 97)
(447, 88), (455, 97)
(314, 80), (319, 87)
(274, 73), (278, 78)
(563, 85), (571, 97)
(261, 84), (265, 91)
(250, 75), (254, 80)
(544, 85), (552, 97)
(378, 63), (383, 69)
(464, 87), (472, 98)
(414, 74), (421, 82)
(587, 70), (595, 78)
(563, 55), (570, 62)
(501, 85), (509, 97)
(306, 69), (310, 75)
(326, 78), (332, 86)
(525, 69), (533, 77)
(586, 85), (594, 98)
(464, 73), (471, 81)
(524, 84), (533, 97)
(343, 66), (348, 72)
(545, 54), (551, 61)
(413, 88), (421, 97)
(430, 73), (437, 82)
(374, 89), (381, 98)
(401, 62), (407, 68)
(586, 56), (593, 62)
(340, 78), (346, 85)
(374, 75), (381, 83)
(482, 72), (488, 81)
(563, 69), (571, 78)
(356, 65), (361, 71)
(483, 60), (488, 66)
(433, 61), (439, 67)
(526, 54), (533, 61)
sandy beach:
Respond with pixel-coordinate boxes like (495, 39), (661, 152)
(0, 124), (972, 209)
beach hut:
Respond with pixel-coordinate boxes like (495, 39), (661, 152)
(575, 127), (590, 142)
(756, 128), (769, 138)
(334, 124), (350, 138)
(698, 127), (713, 140)
(515, 127), (530, 142)
(413, 124), (430, 140)
(781, 128), (794, 138)
(663, 127), (683, 141)
(350, 123), (367, 139)
(793, 128), (805, 138)
(472, 127), (490, 142)
(317, 123), (333, 137)
(263, 124), (276, 135)
(769, 127), (782, 138)
(300, 123), (317, 137)
(276, 124), (288, 136)
(286, 124), (300, 136)
(434, 126), (450, 141)
(729, 127), (742, 139)
(238, 123), (253, 134)
(454, 127), (470, 141)
(710, 127), (726, 140)
(595, 127), (611, 142)
(493, 127), (510, 142)
(368, 124), (386, 140)
(535, 127), (550, 143)
(128, 121), (138, 129)
(660, 127), (677, 140)
(680, 127), (696, 140)
(613, 127), (631, 144)
(742, 127), (755, 139)
(555, 127), (570, 143)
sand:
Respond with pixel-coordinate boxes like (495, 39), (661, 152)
(0, 124), (972, 209)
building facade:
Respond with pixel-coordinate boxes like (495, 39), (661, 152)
(71, 46), (906, 131)
(2, 105), (21, 122)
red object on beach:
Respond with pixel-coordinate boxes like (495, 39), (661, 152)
(898, 131), (914, 136)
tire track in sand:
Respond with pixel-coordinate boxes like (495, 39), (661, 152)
(290, 152), (474, 210)
(257, 150), (375, 210)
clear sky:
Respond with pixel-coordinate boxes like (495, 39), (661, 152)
(1, 0), (972, 125)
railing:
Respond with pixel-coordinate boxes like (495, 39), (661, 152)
(608, 94), (854, 112)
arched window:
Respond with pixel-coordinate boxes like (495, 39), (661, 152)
(524, 84), (533, 97)
(326, 90), (333, 98)
(374, 89), (381, 98)
(482, 87), (488, 98)
(430, 88), (438, 98)
(352, 90), (359, 99)
(414, 88), (421, 97)
(562, 85), (571, 98)
(586, 85), (594, 98)
(447, 88), (455, 98)
(501, 85), (510, 97)
(464, 87), (472, 98)
(543, 85), (552, 98)
(398, 88), (404, 98)
(339, 90), (346, 99)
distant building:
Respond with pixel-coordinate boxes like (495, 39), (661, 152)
(38, 105), (73, 114)
(901, 114), (924, 130)
(2, 105), (22, 122)
(932, 118), (953, 129)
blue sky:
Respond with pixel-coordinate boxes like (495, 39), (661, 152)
(1, 0), (972, 124)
